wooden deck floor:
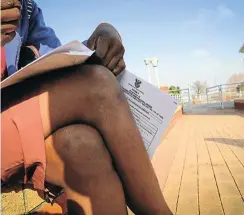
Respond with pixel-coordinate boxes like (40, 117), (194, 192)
(152, 109), (244, 215)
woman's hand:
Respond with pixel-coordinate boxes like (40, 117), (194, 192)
(87, 23), (126, 76)
(1, 0), (21, 46)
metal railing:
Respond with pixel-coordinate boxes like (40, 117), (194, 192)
(167, 82), (244, 110)
(168, 88), (191, 108)
(206, 82), (244, 109)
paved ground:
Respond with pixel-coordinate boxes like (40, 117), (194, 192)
(1, 185), (45, 214)
(2, 108), (244, 215)
(152, 109), (244, 215)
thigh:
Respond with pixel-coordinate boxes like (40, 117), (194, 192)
(2, 64), (119, 139)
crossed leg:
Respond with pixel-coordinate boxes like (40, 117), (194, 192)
(7, 65), (173, 214)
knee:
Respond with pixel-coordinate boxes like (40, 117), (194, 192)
(53, 124), (114, 177)
(77, 65), (124, 103)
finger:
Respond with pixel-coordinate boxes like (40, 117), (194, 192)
(107, 52), (123, 71)
(95, 36), (109, 59)
(1, 31), (16, 46)
(1, 7), (21, 22)
(1, 0), (21, 10)
(87, 36), (96, 50)
(1, 20), (19, 34)
(113, 58), (126, 76)
(103, 40), (124, 66)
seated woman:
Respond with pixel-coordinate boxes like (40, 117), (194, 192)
(1, 0), (172, 214)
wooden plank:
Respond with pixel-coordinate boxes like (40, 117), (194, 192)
(204, 119), (244, 215)
(163, 119), (190, 214)
(198, 124), (224, 215)
(176, 127), (199, 215)
(221, 125), (244, 167)
(152, 118), (188, 192)
(211, 127), (244, 200)
(221, 196), (244, 215)
(224, 123), (244, 141)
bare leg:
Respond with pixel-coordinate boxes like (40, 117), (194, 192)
(4, 65), (172, 214)
(45, 124), (128, 215)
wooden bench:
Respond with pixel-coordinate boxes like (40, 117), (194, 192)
(234, 99), (244, 110)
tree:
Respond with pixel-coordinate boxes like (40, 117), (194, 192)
(169, 86), (181, 95)
(192, 81), (207, 98)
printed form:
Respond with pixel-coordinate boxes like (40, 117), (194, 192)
(118, 71), (178, 158)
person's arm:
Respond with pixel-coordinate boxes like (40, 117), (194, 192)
(26, 0), (61, 56)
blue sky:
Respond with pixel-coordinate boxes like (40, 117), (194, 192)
(36, 0), (244, 88)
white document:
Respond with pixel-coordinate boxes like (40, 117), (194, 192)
(1, 41), (177, 158)
(117, 71), (178, 158)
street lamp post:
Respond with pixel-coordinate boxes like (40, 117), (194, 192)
(188, 84), (192, 110)
(144, 58), (152, 84)
(150, 58), (160, 88)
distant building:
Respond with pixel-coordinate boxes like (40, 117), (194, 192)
(240, 43), (244, 53)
